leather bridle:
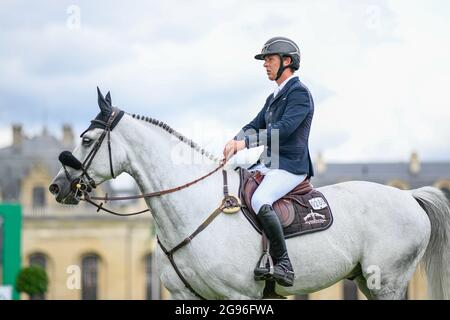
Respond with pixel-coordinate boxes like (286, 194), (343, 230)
(60, 108), (230, 215)
(58, 108), (244, 299)
(59, 108), (118, 203)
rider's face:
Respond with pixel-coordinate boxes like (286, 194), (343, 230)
(264, 55), (280, 81)
(263, 55), (290, 81)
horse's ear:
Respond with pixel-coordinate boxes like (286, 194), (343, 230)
(105, 91), (112, 106)
(97, 86), (111, 116)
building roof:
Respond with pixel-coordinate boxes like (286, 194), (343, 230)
(0, 131), (70, 201)
(312, 162), (450, 188)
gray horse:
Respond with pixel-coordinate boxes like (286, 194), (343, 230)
(50, 90), (450, 299)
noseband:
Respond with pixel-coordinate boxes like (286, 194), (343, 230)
(59, 109), (119, 201)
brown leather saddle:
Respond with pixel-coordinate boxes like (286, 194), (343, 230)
(238, 167), (333, 239)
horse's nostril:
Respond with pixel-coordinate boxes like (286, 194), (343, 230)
(49, 184), (60, 195)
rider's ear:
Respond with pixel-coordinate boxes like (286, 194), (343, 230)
(283, 56), (291, 67)
(105, 91), (112, 106)
(97, 87), (111, 116)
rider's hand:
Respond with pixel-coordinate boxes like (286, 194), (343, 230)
(221, 140), (246, 164)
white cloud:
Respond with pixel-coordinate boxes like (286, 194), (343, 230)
(0, 127), (12, 148)
(0, 0), (449, 162)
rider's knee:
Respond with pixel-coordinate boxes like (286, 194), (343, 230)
(251, 195), (270, 214)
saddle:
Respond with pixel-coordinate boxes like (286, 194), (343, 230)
(238, 167), (334, 239)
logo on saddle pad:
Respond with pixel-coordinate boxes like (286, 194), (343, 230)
(308, 197), (328, 210)
(303, 209), (326, 225)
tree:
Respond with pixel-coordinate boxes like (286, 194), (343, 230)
(15, 266), (48, 299)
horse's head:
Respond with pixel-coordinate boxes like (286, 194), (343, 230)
(49, 88), (127, 204)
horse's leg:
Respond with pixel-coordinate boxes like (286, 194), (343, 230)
(156, 247), (204, 300)
(354, 275), (373, 300)
(360, 248), (422, 300)
(160, 266), (204, 300)
(359, 268), (410, 300)
(354, 274), (407, 300)
(371, 283), (409, 300)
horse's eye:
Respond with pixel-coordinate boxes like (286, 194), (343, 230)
(82, 137), (93, 146)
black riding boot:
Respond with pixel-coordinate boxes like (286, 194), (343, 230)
(253, 204), (295, 287)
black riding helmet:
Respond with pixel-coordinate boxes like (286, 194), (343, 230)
(255, 37), (300, 81)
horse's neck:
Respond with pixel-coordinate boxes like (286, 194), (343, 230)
(120, 117), (237, 247)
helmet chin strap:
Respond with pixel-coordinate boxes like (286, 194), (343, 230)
(275, 54), (287, 81)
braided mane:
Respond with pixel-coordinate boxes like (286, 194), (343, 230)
(130, 113), (220, 163)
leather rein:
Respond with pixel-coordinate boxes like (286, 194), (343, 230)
(82, 162), (226, 216)
(60, 109), (244, 300)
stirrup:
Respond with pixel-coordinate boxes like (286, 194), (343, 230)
(254, 251), (274, 281)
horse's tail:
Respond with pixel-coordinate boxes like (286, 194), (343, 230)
(411, 187), (450, 299)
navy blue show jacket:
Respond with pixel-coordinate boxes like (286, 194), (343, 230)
(234, 76), (315, 177)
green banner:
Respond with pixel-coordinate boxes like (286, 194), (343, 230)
(0, 203), (22, 300)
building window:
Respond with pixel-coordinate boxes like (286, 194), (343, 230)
(343, 279), (358, 300)
(145, 253), (161, 300)
(29, 253), (47, 300)
(32, 186), (46, 208)
(29, 253), (47, 269)
(82, 254), (99, 300)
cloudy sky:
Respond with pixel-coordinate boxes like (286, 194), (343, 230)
(1, 0), (450, 163)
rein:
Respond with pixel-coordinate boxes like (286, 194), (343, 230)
(80, 162), (225, 216)
(89, 162), (225, 201)
(60, 108), (245, 299)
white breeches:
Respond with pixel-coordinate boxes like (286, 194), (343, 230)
(249, 163), (307, 214)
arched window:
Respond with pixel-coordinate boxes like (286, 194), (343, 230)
(343, 279), (358, 300)
(32, 186), (46, 208)
(82, 254), (99, 300)
(145, 253), (161, 300)
(29, 253), (46, 269)
(29, 253), (47, 300)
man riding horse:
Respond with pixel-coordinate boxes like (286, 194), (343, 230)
(49, 40), (450, 299)
(222, 36), (315, 287)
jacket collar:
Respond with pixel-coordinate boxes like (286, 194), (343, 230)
(274, 74), (297, 97)
(269, 76), (299, 107)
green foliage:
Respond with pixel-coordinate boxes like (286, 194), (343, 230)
(15, 266), (48, 296)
